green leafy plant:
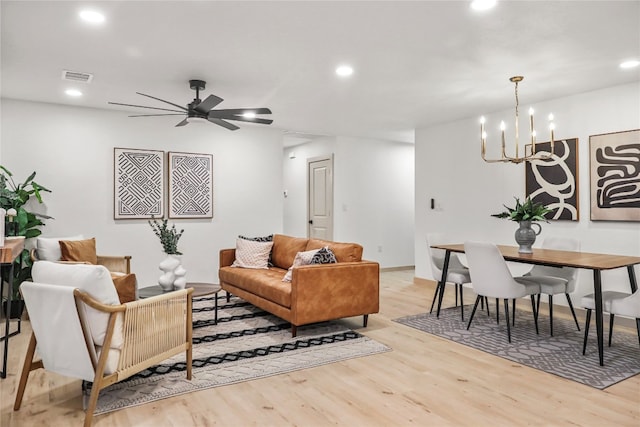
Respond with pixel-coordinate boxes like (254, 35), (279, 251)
(0, 166), (52, 299)
(492, 196), (551, 222)
(149, 217), (184, 255)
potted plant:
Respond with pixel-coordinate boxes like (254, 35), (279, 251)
(0, 166), (52, 317)
(149, 217), (186, 291)
(492, 196), (550, 253)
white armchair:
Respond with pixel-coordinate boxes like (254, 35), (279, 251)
(13, 261), (193, 427)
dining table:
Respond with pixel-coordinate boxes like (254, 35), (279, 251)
(430, 243), (640, 366)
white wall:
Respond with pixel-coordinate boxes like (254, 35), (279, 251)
(283, 136), (415, 268)
(415, 82), (640, 301)
(1, 98), (284, 287)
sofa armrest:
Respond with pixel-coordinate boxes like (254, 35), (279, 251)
(290, 261), (380, 324)
(220, 248), (236, 268)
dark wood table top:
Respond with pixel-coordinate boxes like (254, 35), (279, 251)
(431, 244), (640, 270)
(139, 282), (221, 299)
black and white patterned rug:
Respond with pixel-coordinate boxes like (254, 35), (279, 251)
(86, 296), (390, 415)
(394, 305), (640, 389)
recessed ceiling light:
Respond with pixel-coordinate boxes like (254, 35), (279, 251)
(471, 0), (497, 11)
(65, 89), (83, 97)
(79, 10), (105, 24)
(620, 60), (640, 69)
(335, 65), (354, 77)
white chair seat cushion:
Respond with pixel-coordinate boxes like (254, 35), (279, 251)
(581, 291), (629, 311)
(445, 268), (471, 284)
(32, 261), (124, 349)
(36, 235), (84, 261)
(609, 292), (640, 318)
(523, 275), (569, 294)
(95, 346), (121, 375)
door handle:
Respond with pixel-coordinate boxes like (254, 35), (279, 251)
(308, 220), (313, 224)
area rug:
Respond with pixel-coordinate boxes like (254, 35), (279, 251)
(394, 305), (640, 389)
(86, 296), (390, 415)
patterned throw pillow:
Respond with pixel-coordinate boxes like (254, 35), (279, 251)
(239, 235), (274, 266)
(310, 246), (337, 264)
(231, 238), (274, 269)
(282, 249), (319, 282)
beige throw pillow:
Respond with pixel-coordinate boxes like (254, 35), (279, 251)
(282, 249), (319, 282)
(231, 238), (274, 269)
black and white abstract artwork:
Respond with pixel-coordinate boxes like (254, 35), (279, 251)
(525, 138), (579, 221)
(114, 148), (164, 219)
(168, 152), (213, 218)
(590, 129), (640, 221)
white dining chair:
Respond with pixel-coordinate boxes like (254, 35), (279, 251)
(427, 233), (472, 320)
(581, 289), (640, 354)
(464, 241), (541, 343)
(522, 237), (581, 336)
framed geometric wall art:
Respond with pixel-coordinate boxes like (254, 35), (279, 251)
(168, 151), (213, 219)
(114, 148), (164, 219)
(525, 138), (579, 221)
(589, 129), (640, 221)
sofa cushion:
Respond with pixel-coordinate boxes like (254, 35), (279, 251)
(305, 239), (363, 262)
(271, 234), (309, 269)
(59, 237), (98, 265)
(231, 238), (273, 269)
(110, 272), (137, 303)
(36, 235), (85, 261)
(220, 266), (291, 308)
(283, 249), (319, 282)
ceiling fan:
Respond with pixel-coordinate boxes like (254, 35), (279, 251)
(108, 79), (273, 130)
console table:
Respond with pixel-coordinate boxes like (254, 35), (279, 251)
(1, 238), (25, 378)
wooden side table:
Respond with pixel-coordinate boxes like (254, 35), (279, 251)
(1, 238), (25, 379)
(138, 282), (222, 323)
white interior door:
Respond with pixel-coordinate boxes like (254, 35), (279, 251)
(307, 156), (333, 240)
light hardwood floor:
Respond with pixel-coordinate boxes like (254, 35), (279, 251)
(1, 270), (638, 426)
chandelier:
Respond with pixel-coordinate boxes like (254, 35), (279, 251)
(480, 76), (555, 164)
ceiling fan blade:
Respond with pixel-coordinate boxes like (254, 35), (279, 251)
(194, 94), (224, 114)
(128, 113), (186, 117)
(208, 108), (272, 118)
(108, 101), (184, 113)
(175, 118), (189, 127)
(136, 92), (189, 111)
(225, 116), (274, 125)
(208, 117), (239, 131)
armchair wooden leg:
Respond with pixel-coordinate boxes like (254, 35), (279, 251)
(291, 324), (297, 337)
(14, 332), (38, 411)
(363, 314), (369, 327)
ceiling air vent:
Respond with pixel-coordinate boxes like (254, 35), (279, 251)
(61, 70), (93, 83)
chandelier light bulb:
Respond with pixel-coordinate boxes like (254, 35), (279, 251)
(548, 113), (554, 121)
(529, 107), (534, 116)
(500, 121), (506, 131)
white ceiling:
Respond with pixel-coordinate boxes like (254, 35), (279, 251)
(2, 1), (639, 144)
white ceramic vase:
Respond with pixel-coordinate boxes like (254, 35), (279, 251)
(158, 254), (183, 291)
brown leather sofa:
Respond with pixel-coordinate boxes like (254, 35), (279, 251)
(219, 234), (380, 336)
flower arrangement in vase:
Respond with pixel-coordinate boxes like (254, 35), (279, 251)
(492, 196), (550, 253)
(149, 217), (186, 291)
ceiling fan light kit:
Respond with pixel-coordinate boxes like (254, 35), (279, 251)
(109, 79), (273, 130)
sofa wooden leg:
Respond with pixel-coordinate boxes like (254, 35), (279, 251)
(226, 291), (231, 303)
(363, 314), (369, 327)
(291, 324), (297, 337)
